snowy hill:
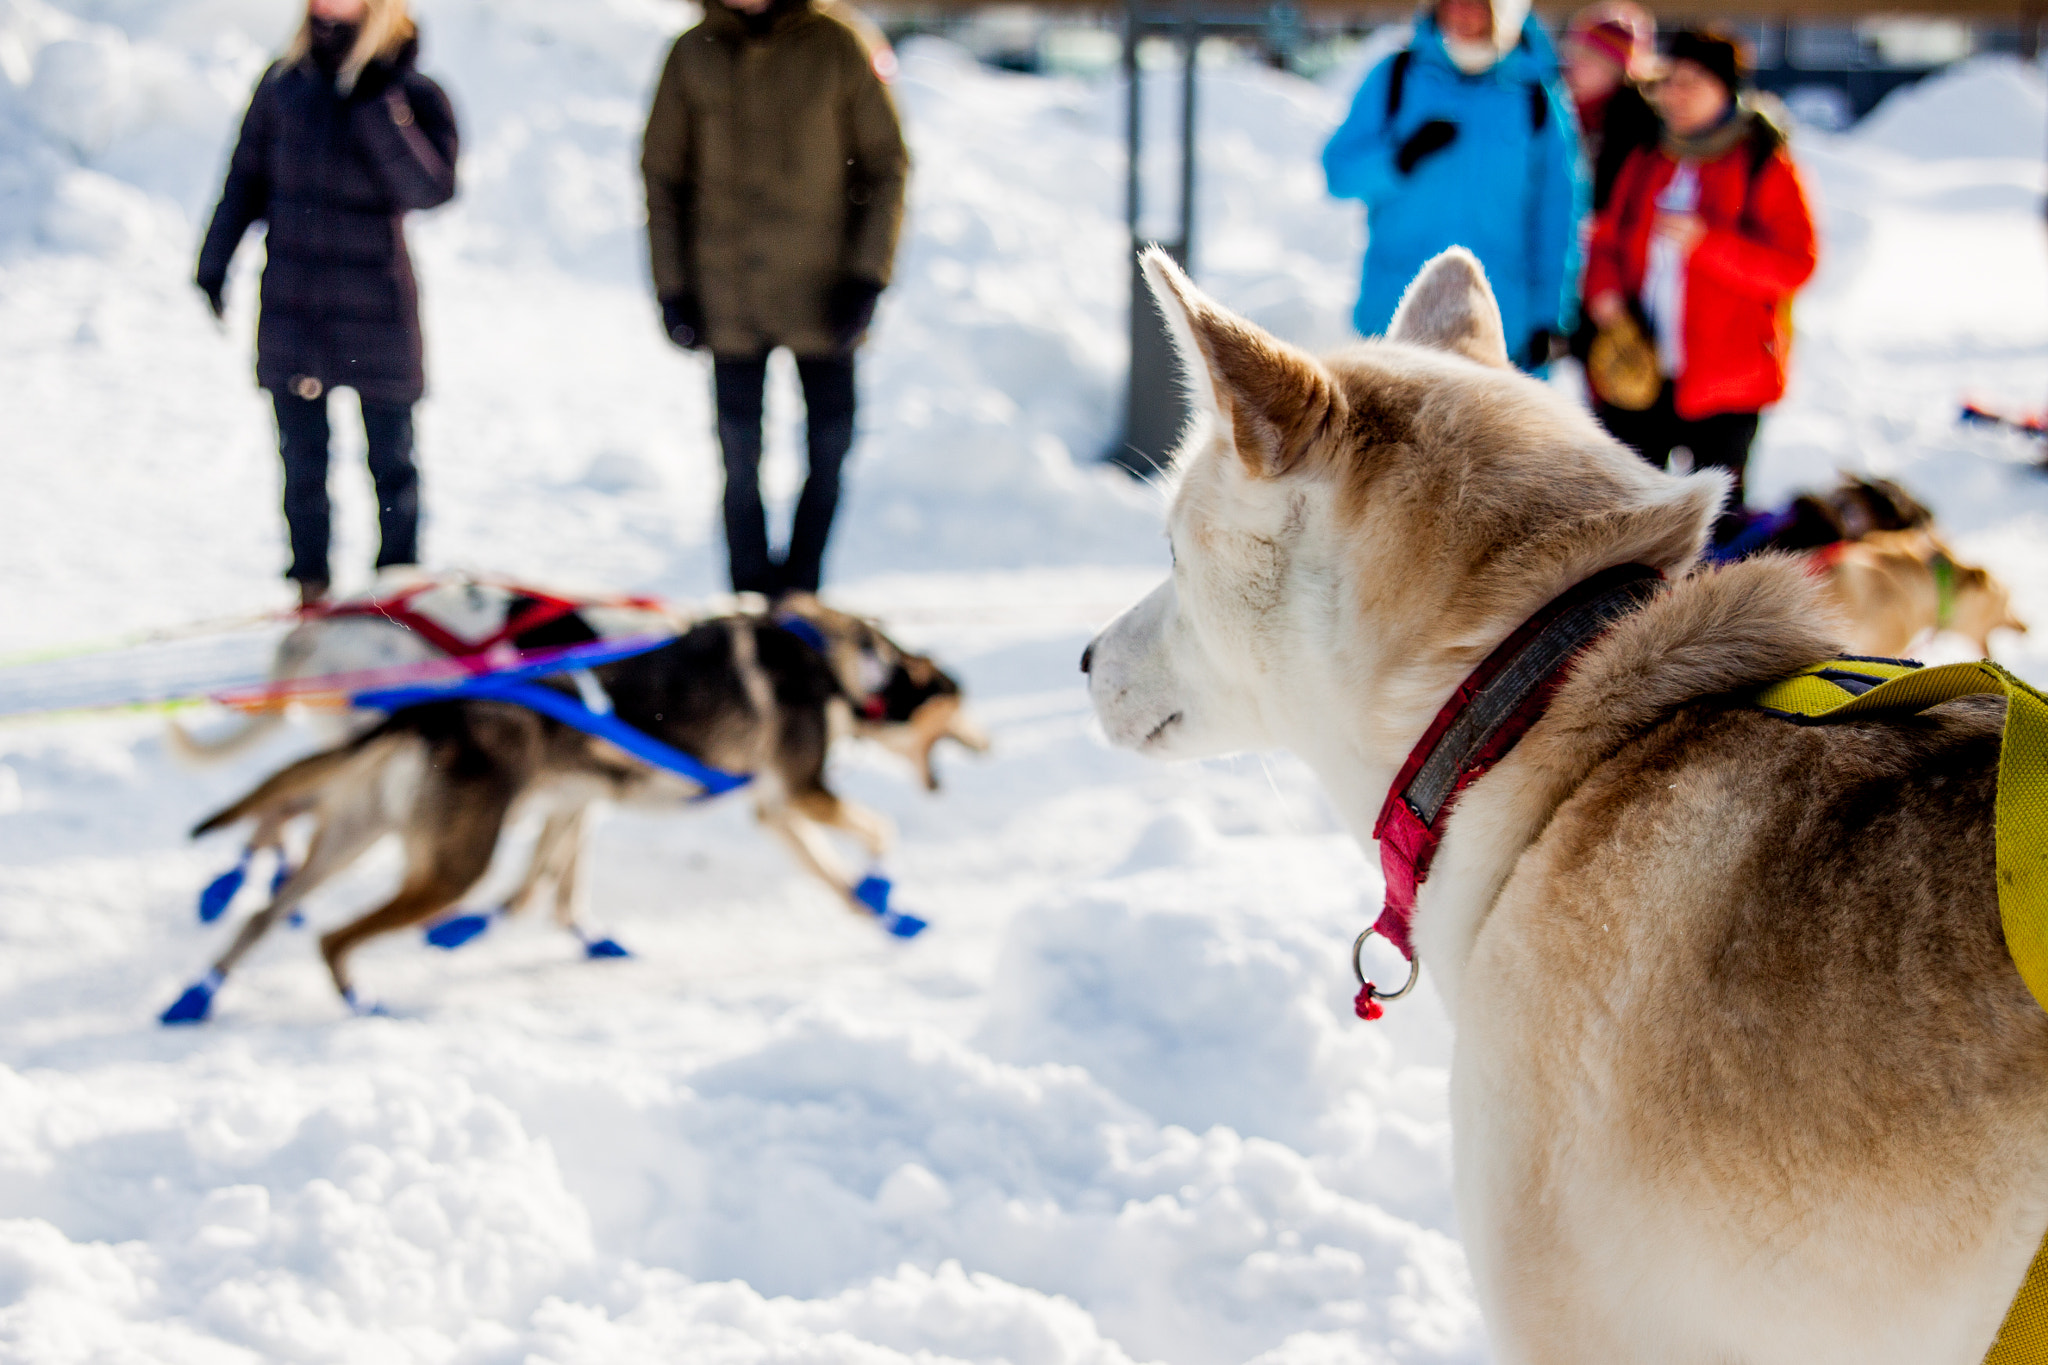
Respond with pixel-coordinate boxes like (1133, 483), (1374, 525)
(2, 4), (2047, 1362)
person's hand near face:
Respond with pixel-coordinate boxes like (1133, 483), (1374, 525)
(1651, 212), (1705, 252)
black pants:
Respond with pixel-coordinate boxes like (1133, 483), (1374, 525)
(272, 389), (420, 584)
(1594, 384), (1760, 544)
(712, 353), (856, 596)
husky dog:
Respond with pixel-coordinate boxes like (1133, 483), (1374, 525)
(182, 600), (987, 1014)
(1085, 247), (2048, 1362)
(1819, 527), (2027, 659)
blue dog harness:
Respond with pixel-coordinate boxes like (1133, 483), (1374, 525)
(353, 633), (753, 798)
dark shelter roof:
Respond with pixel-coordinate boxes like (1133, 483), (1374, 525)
(875, 0), (2025, 15)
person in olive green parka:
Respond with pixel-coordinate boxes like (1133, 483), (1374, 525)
(642, 0), (909, 596)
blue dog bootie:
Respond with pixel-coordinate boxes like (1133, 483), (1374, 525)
(576, 927), (632, 959)
(855, 873), (928, 939)
(424, 910), (496, 950)
(197, 854), (252, 923)
(160, 969), (224, 1025)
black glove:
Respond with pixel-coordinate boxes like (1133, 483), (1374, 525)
(1521, 329), (1559, 369)
(196, 272), (226, 319)
(825, 276), (883, 352)
(660, 293), (706, 350)
(1396, 119), (1458, 175)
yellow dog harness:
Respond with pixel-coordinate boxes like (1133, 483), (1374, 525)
(1754, 657), (2048, 1362)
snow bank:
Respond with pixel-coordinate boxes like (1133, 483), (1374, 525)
(1855, 55), (2048, 163)
(0, 681), (1478, 1363)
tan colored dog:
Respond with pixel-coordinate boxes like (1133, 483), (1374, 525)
(1085, 247), (2048, 1363)
(1819, 527), (2027, 659)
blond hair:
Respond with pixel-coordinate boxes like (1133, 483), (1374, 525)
(283, 0), (416, 92)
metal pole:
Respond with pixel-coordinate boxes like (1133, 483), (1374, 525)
(1126, 0), (1142, 240)
(1264, 1), (1300, 72)
(1106, 0), (1193, 478)
(1179, 10), (1198, 270)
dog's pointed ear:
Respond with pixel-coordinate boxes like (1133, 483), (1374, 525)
(1387, 247), (1511, 369)
(1141, 247), (1346, 480)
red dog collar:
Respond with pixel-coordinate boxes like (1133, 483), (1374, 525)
(1357, 564), (1664, 1018)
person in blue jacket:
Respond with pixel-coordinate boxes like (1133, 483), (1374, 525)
(1324, 0), (1584, 369)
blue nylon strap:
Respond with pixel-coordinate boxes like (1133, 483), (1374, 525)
(773, 613), (829, 655)
(352, 634), (753, 799)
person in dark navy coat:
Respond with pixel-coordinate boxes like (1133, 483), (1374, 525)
(197, 0), (458, 607)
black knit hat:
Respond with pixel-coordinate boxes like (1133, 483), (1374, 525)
(1667, 28), (1746, 97)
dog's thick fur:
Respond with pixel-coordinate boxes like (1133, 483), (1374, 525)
(192, 601), (986, 1006)
(1820, 527), (2027, 659)
(1086, 247), (2048, 1363)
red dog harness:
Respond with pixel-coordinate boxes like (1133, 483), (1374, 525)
(311, 581), (663, 673)
(1356, 563), (1664, 1020)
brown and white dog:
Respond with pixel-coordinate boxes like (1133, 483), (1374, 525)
(176, 600), (986, 1017)
(1818, 527), (2027, 659)
(1085, 247), (2048, 1362)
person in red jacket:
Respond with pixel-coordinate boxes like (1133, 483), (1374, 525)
(1583, 28), (1816, 542)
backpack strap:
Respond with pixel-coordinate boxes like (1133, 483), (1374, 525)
(1732, 115), (1786, 237)
(1384, 47), (1412, 124)
(1745, 118), (1779, 180)
(1383, 42), (1546, 136)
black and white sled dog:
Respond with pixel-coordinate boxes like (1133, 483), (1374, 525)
(170, 594), (988, 1020)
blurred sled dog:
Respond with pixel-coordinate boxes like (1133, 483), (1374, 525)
(1817, 526), (2026, 660)
(169, 598), (986, 1021)
(1085, 246), (2048, 1362)
(1716, 481), (2028, 659)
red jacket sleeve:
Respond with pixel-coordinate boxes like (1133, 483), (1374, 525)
(1686, 152), (1816, 301)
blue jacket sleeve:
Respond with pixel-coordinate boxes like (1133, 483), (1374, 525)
(1526, 76), (1584, 338)
(1323, 55), (1402, 207)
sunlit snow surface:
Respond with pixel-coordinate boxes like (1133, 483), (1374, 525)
(2, 0), (2046, 1358)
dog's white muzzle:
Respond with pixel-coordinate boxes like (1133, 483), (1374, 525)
(1085, 578), (1216, 757)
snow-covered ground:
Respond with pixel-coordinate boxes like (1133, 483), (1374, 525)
(1, 0), (2046, 1358)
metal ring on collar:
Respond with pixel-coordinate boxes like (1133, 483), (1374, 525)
(1351, 926), (1420, 1002)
